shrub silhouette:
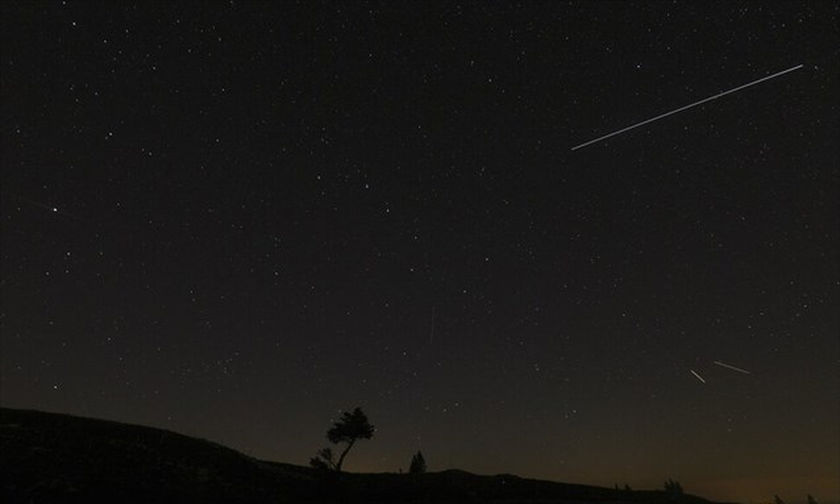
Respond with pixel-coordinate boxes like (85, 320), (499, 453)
(807, 495), (818, 504)
(309, 407), (374, 472)
(309, 447), (336, 471)
(774, 495), (786, 504)
(665, 478), (684, 494)
(409, 450), (426, 474)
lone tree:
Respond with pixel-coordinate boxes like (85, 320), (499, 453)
(310, 407), (374, 472)
(409, 450), (427, 474)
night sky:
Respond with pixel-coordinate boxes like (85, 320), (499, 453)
(2, 2), (838, 502)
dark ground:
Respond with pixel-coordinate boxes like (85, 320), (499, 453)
(0, 407), (735, 504)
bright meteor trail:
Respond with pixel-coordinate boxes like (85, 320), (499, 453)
(571, 64), (804, 151)
(690, 369), (707, 384)
(713, 360), (752, 375)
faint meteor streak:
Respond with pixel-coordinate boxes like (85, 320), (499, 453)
(2, 190), (85, 222)
(689, 369), (706, 384)
(713, 360), (751, 375)
(428, 306), (436, 345)
(571, 64), (804, 151)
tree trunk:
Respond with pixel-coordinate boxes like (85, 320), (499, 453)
(335, 439), (356, 472)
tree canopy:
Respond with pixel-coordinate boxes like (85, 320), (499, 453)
(310, 407), (374, 472)
(409, 450), (426, 474)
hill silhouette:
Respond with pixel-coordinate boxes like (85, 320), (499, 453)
(1, 407), (733, 503)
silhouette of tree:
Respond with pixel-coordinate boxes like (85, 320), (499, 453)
(409, 450), (427, 474)
(774, 495), (786, 504)
(310, 407), (374, 472)
(624, 483), (632, 491)
(807, 495), (818, 504)
(309, 447), (337, 471)
(665, 478), (684, 494)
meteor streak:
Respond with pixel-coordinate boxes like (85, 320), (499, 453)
(713, 360), (751, 375)
(571, 64), (804, 151)
(2, 191), (85, 222)
(689, 369), (706, 384)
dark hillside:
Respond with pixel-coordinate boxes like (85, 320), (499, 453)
(0, 407), (733, 504)
(0, 407), (310, 503)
